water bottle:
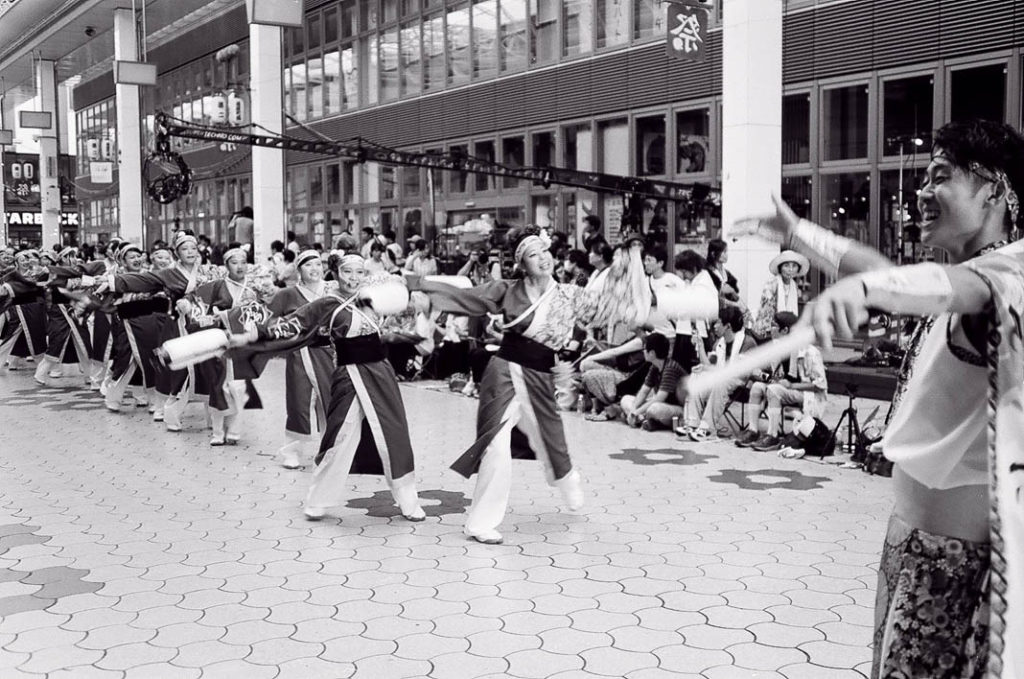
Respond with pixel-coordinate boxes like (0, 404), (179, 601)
(577, 394), (585, 414)
(672, 416), (680, 433)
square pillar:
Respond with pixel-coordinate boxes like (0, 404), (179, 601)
(721, 0), (784, 310)
(114, 7), (145, 247)
(35, 59), (61, 251)
(249, 23), (286, 263)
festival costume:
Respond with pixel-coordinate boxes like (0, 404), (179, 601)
(0, 269), (48, 369)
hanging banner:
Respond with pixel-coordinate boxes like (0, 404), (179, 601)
(90, 161), (114, 184)
(666, 1), (709, 62)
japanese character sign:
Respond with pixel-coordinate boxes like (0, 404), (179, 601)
(667, 2), (708, 62)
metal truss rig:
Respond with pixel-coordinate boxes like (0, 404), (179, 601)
(153, 112), (722, 209)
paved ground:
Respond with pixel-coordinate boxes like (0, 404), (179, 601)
(0, 360), (893, 678)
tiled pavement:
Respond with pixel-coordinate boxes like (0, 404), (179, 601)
(0, 360), (892, 678)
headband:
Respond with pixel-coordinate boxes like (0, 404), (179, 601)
(338, 253), (365, 269)
(172, 232), (198, 251)
(514, 233), (551, 264)
(222, 247), (246, 265)
(117, 244), (142, 260)
(296, 250), (320, 268)
(970, 162), (1020, 228)
(57, 246), (78, 261)
(15, 249), (38, 260)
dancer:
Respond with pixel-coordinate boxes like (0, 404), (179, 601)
(737, 119), (1024, 679)
(265, 249), (335, 469)
(411, 228), (716, 544)
(88, 239), (123, 391)
(33, 246), (93, 387)
(0, 250), (48, 373)
(228, 253), (425, 522)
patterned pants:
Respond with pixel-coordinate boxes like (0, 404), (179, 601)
(873, 513), (990, 679)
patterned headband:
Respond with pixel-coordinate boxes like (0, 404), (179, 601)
(173, 233), (198, 251)
(514, 234), (551, 264)
(338, 254), (365, 268)
(296, 249), (320, 268)
(222, 247), (246, 264)
(970, 162), (1020, 228)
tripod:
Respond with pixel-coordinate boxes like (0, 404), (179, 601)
(828, 384), (861, 459)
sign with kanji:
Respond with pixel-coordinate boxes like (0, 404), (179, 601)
(667, 2), (709, 62)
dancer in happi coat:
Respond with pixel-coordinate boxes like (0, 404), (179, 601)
(265, 249), (336, 469)
(0, 250), (48, 373)
(89, 238), (123, 391)
(226, 253), (425, 522)
(28, 246), (94, 386)
(738, 119), (1024, 679)
(411, 228), (718, 544)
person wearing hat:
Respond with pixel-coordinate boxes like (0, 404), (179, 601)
(32, 246), (94, 387)
(263, 249), (337, 468)
(226, 253), (426, 522)
(750, 249), (809, 342)
(0, 249), (49, 372)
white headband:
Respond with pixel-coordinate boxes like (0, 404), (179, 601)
(514, 234), (550, 264)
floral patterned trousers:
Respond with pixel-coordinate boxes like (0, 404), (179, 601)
(873, 513), (990, 679)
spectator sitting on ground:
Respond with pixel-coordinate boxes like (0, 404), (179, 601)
(618, 333), (687, 431)
(671, 249), (716, 372)
(579, 335), (646, 421)
(736, 311), (829, 452)
(679, 306), (757, 442)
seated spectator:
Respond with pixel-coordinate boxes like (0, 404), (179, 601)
(671, 249), (716, 372)
(680, 306), (757, 442)
(578, 336), (645, 421)
(735, 311), (828, 452)
(619, 333), (686, 431)
(750, 250), (808, 342)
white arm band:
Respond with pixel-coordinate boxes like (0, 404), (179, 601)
(860, 263), (954, 315)
(790, 219), (853, 278)
(655, 282), (719, 321)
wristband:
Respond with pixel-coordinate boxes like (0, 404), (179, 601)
(860, 263), (953, 315)
(790, 219), (852, 278)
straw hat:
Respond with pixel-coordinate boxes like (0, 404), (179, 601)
(769, 250), (809, 276)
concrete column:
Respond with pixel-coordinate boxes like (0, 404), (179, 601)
(0, 99), (7, 246)
(35, 59), (61, 251)
(114, 7), (145, 247)
(721, 0), (784, 311)
(249, 23), (286, 264)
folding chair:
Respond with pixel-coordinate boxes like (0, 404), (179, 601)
(722, 384), (751, 435)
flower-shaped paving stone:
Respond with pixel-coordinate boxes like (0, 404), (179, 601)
(707, 468), (831, 491)
(0, 386), (105, 412)
(609, 447), (717, 467)
(346, 489), (471, 518)
(0, 524), (102, 617)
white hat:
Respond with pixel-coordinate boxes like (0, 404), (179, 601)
(769, 250), (809, 276)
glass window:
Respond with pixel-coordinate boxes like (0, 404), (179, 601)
(307, 55), (324, 119)
(636, 115), (666, 176)
(597, 0), (629, 48)
(291, 62), (308, 121)
(882, 75), (933, 156)
(380, 28), (400, 100)
(532, 131), (554, 167)
(822, 85), (869, 160)
(327, 163), (341, 204)
(951, 64), (1006, 124)
(634, 0), (667, 40)
(293, 166), (309, 209)
(342, 162), (355, 203)
(401, 0), (420, 17)
(563, 123), (592, 170)
(531, 0), (558, 64)
(310, 165), (324, 206)
(362, 36), (379, 104)
(823, 172), (871, 243)
(424, 14), (446, 90)
(325, 50), (341, 114)
(781, 176), (812, 220)
(341, 46), (359, 109)
(341, 0), (358, 38)
(361, 0), (378, 30)
(880, 168), (928, 263)
(499, 0), (528, 73)
(308, 13), (322, 50)
(473, 0), (498, 80)
(782, 94), (810, 164)
(449, 144), (469, 193)
(382, 0), (398, 24)
(403, 165), (421, 196)
(400, 23), (422, 95)
(676, 109), (709, 174)
(599, 118), (629, 175)
(381, 165), (397, 200)
(474, 140), (496, 191)
(502, 136), (526, 188)
(562, 0), (593, 56)
(291, 26), (305, 56)
(324, 7), (339, 44)
(448, 4), (471, 85)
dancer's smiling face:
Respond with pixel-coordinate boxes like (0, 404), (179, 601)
(335, 260), (365, 294)
(519, 242), (553, 279)
(150, 250), (173, 269)
(176, 241), (199, 266)
(917, 150), (1001, 257)
(299, 258), (323, 285)
(225, 254), (247, 281)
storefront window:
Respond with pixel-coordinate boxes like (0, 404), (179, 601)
(502, 136), (526, 188)
(782, 94), (810, 164)
(562, 0), (593, 56)
(380, 28), (399, 101)
(531, 0), (558, 64)
(822, 84), (869, 160)
(781, 176), (812, 220)
(449, 143), (469, 193)
(880, 168), (927, 263)
(307, 55), (324, 119)
(823, 173), (870, 242)
(402, 165), (421, 197)
(327, 163), (341, 204)
(634, 0), (667, 40)
(292, 166), (309, 209)
(499, 0), (528, 72)
(381, 165), (397, 200)
(676, 108), (709, 174)
(342, 162), (355, 203)
(424, 14), (445, 90)
(474, 140), (496, 191)
(883, 75), (933, 156)
(447, 3), (471, 85)
(599, 118), (628, 176)
(473, 0), (498, 79)
(400, 23), (421, 96)
(532, 131), (555, 167)
(597, 0), (629, 48)
(310, 166), (324, 206)
(636, 115), (666, 176)
(563, 123), (591, 171)
(951, 63), (1006, 124)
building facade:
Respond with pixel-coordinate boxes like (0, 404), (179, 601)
(70, 0), (1024, 284)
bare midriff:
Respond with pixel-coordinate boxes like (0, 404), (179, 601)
(893, 467), (989, 543)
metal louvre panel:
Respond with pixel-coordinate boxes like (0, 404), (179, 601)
(628, 45), (668, 109)
(442, 89), (472, 138)
(812, 1), (874, 79)
(871, 0), (941, 69)
(708, 31), (723, 91)
(417, 96), (448, 145)
(384, 102), (423, 147)
(520, 69), (559, 127)
(463, 81), (498, 138)
(492, 73), (526, 132)
(589, 55), (630, 118)
(665, 37), (717, 103)
(783, 11), (815, 84)
(556, 60), (592, 120)
(940, 0), (1016, 56)
(150, 6), (249, 77)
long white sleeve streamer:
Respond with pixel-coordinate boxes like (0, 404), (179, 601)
(685, 327), (816, 397)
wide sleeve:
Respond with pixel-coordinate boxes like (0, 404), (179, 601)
(255, 296), (341, 342)
(114, 269), (182, 295)
(653, 271), (720, 324)
(409, 276), (510, 317)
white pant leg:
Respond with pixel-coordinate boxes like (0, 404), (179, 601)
(104, 364), (136, 409)
(305, 399), (365, 511)
(464, 401), (519, 536)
